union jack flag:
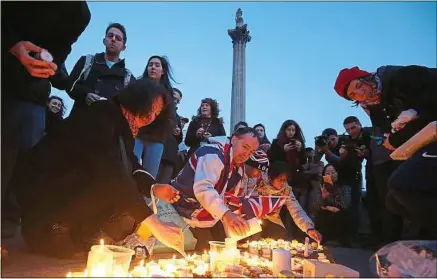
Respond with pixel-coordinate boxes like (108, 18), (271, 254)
(191, 193), (288, 223)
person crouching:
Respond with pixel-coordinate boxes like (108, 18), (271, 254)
(250, 161), (322, 242)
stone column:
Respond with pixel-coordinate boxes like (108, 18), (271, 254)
(228, 8), (251, 132)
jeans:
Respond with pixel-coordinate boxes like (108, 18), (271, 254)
(1, 100), (46, 234)
(133, 139), (164, 179)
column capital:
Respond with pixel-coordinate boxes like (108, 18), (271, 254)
(228, 25), (251, 44)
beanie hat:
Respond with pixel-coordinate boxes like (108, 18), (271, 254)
(334, 66), (370, 99)
(246, 150), (269, 172)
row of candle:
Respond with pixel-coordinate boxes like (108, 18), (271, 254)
(65, 238), (328, 278)
(246, 238), (322, 258)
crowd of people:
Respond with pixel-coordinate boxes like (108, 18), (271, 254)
(2, 1), (436, 259)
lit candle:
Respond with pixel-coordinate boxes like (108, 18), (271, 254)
(304, 237), (310, 258)
(201, 250), (209, 263)
(262, 245), (272, 259)
(86, 239), (113, 277)
(272, 248), (292, 277)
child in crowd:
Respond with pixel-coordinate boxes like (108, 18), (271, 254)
(250, 161), (322, 242)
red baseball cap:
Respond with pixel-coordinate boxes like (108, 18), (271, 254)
(334, 66), (370, 99)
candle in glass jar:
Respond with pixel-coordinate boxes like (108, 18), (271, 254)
(86, 240), (113, 277)
(262, 245), (272, 259)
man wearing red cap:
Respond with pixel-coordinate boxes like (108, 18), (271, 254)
(334, 65), (437, 239)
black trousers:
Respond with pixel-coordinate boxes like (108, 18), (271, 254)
(316, 208), (353, 243)
(386, 142), (437, 240)
(190, 222), (226, 251)
(367, 160), (403, 242)
(2, 100), (46, 236)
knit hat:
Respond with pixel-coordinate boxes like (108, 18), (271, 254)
(245, 150), (269, 172)
(334, 66), (370, 99)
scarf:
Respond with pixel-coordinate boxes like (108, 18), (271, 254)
(121, 106), (139, 137)
(360, 73), (382, 108)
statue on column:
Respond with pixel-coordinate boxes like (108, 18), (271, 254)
(235, 8), (244, 28)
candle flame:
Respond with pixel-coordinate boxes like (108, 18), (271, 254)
(172, 254), (176, 260)
(66, 272), (72, 278)
(84, 269), (88, 277)
(100, 239), (104, 246)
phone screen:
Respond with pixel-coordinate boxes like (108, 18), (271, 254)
(322, 175), (333, 185)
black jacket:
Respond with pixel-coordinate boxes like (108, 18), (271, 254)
(67, 52), (136, 114)
(368, 65), (437, 147)
(1, 1), (90, 104)
(45, 110), (63, 135)
(12, 101), (154, 239)
(268, 139), (306, 188)
(161, 113), (183, 166)
(185, 117), (226, 156)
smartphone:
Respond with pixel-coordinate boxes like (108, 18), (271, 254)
(322, 175), (333, 185)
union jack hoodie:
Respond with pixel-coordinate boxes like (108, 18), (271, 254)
(171, 143), (244, 228)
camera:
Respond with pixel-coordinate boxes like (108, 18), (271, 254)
(315, 135), (328, 147)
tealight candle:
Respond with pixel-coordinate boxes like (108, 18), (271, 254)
(201, 250), (209, 263)
(262, 245), (272, 259)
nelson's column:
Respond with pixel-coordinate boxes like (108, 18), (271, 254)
(228, 8), (251, 132)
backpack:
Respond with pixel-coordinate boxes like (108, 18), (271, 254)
(70, 54), (133, 92)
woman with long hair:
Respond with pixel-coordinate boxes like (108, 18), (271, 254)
(269, 120), (306, 188)
(45, 95), (66, 134)
(12, 79), (183, 259)
(268, 120), (308, 239)
(184, 98), (226, 157)
(134, 55), (177, 179)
